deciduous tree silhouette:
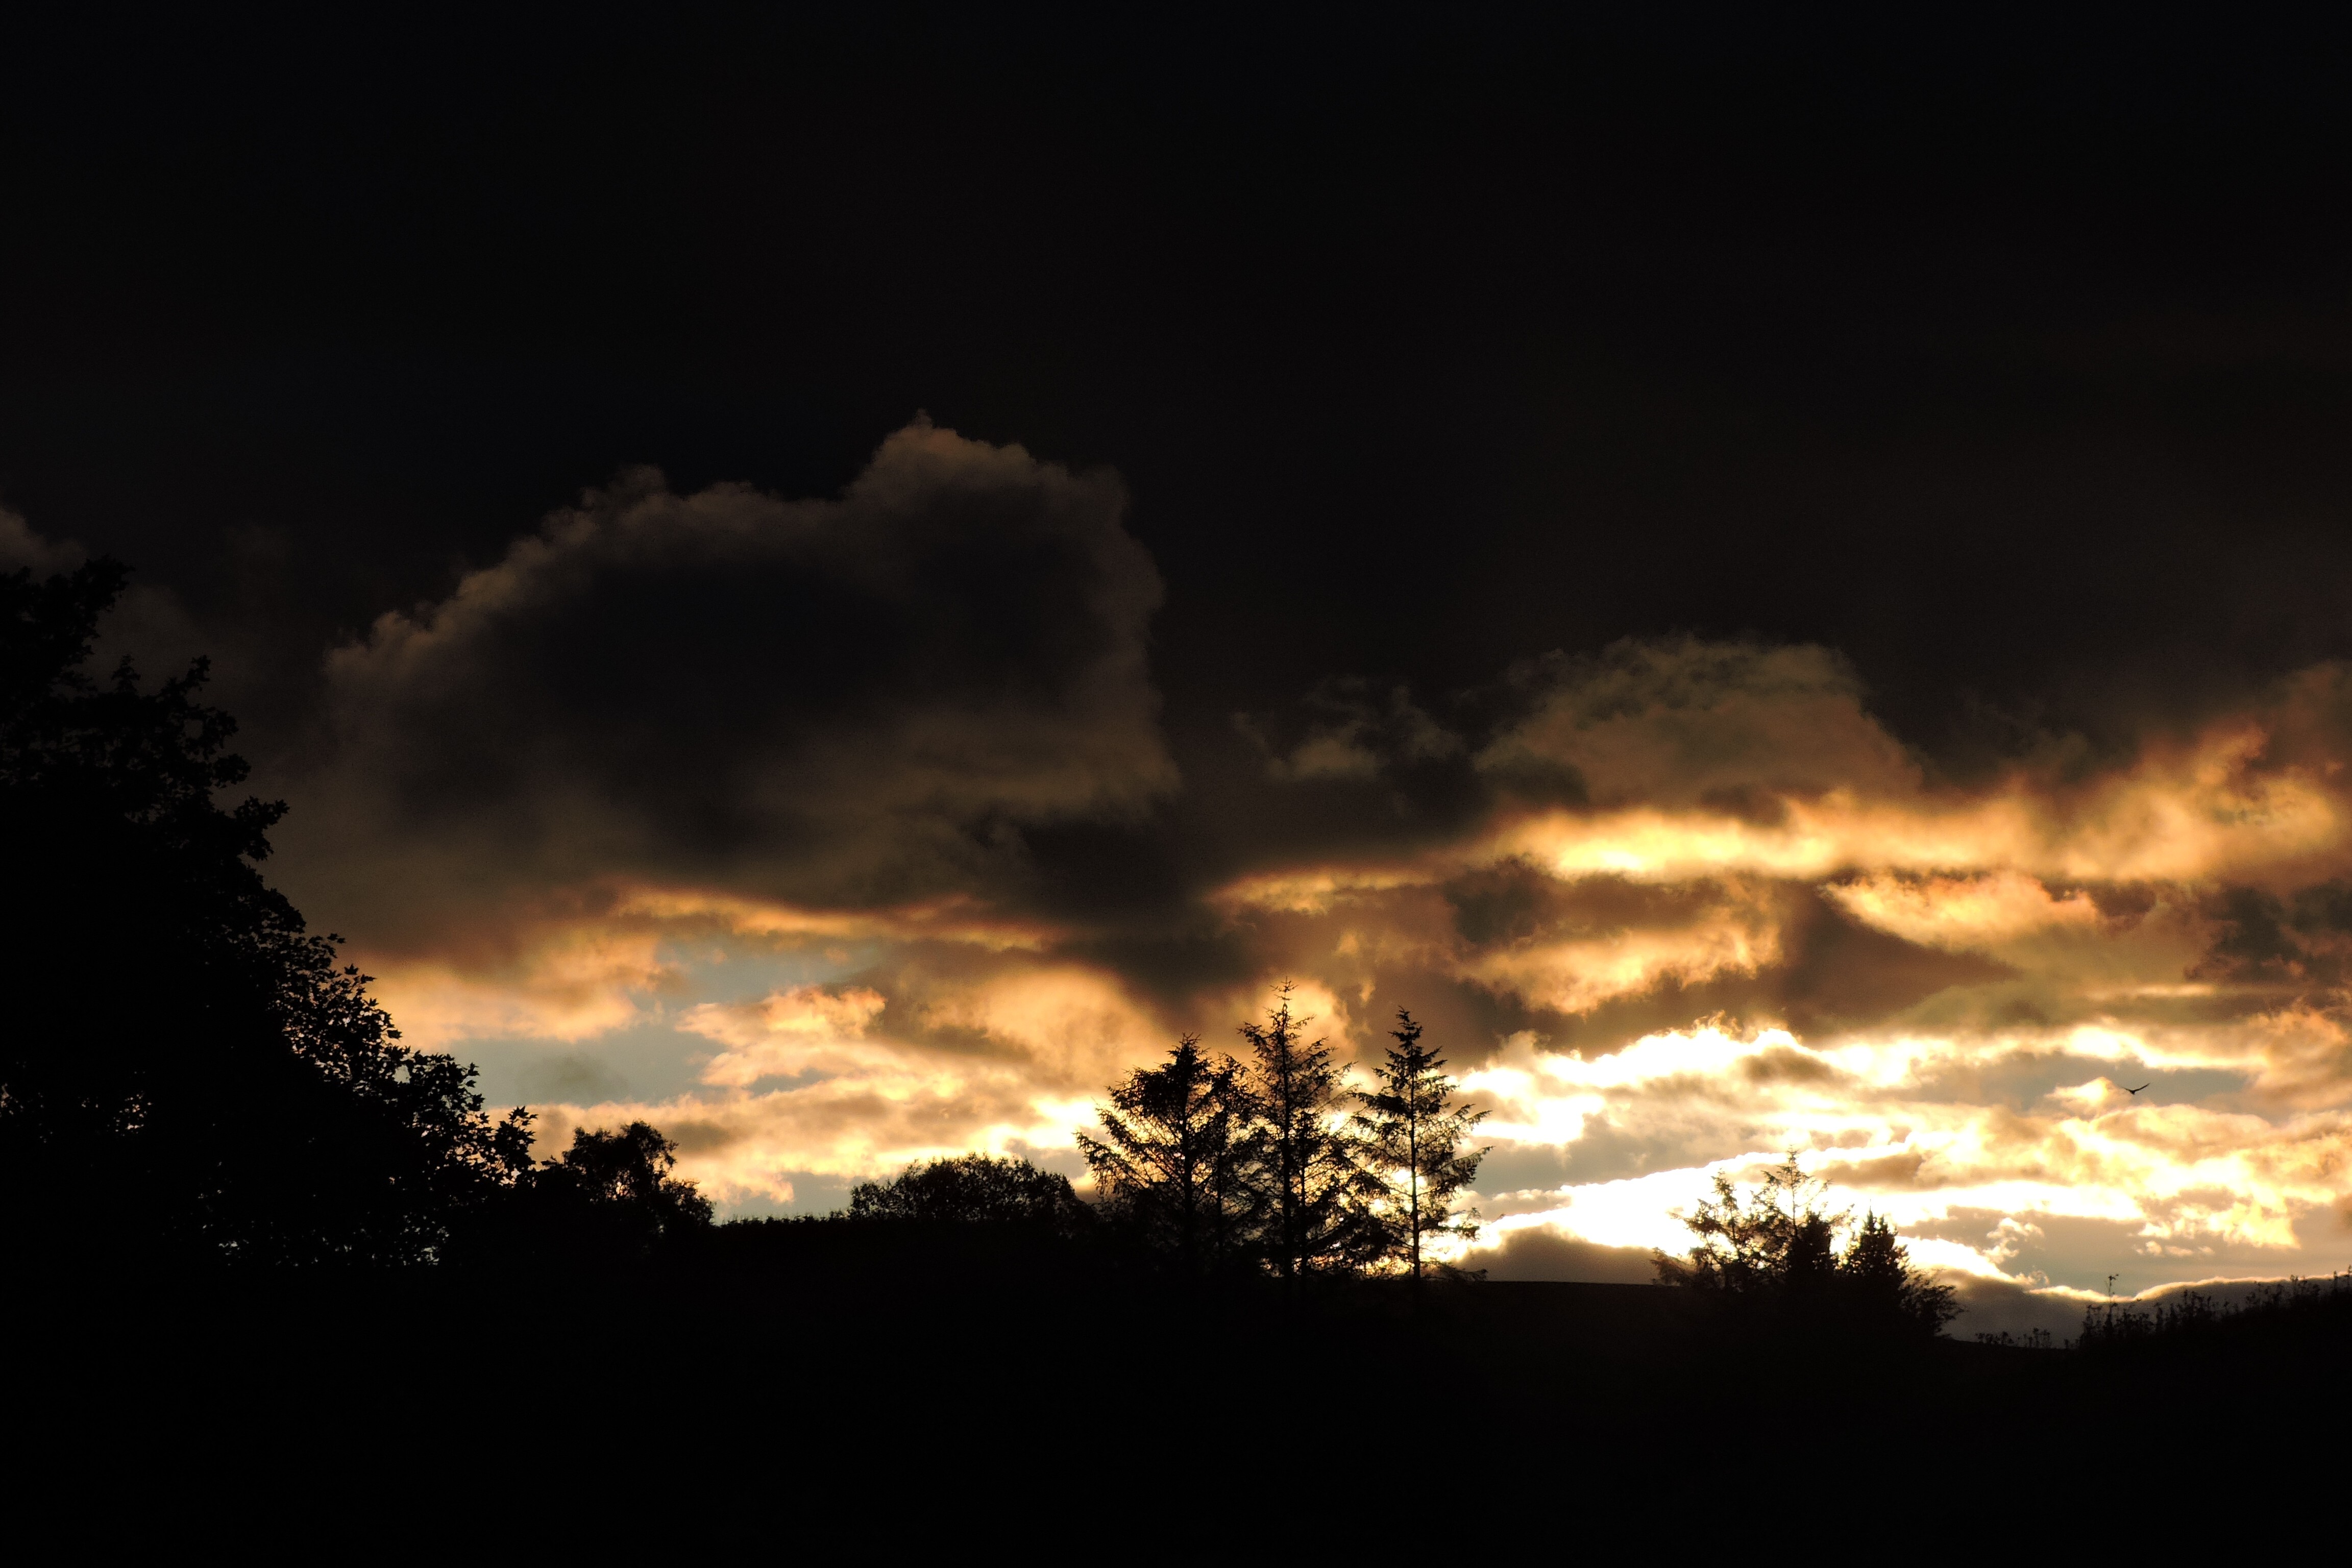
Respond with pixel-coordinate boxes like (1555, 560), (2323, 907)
(1079, 1036), (1259, 1272)
(850, 1153), (1094, 1238)
(1, 558), (530, 1265)
(1351, 1008), (1487, 1280)
(1654, 1153), (1839, 1297)
(1654, 1153), (1957, 1336)
(518, 1120), (714, 1258)
(1240, 986), (1380, 1278)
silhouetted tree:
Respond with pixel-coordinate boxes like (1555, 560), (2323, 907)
(850, 1153), (1094, 1238)
(519, 1120), (714, 1257)
(1079, 1036), (1259, 1271)
(1351, 1008), (1487, 1280)
(1655, 1153), (1840, 1297)
(1240, 986), (1380, 1278)
(1841, 1211), (1959, 1335)
(0, 558), (529, 1265)
(1654, 1153), (1958, 1335)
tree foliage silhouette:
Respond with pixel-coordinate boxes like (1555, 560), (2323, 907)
(1351, 1008), (1487, 1279)
(0, 558), (530, 1264)
(513, 1120), (714, 1259)
(1240, 986), (1381, 1278)
(1657, 1153), (1840, 1296)
(1079, 1036), (1259, 1271)
(1839, 1211), (1958, 1334)
(850, 1153), (1094, 1237)
(1654, 1153), (1958, 1335)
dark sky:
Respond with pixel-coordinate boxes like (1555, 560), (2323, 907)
(11, 7), (2352, 762)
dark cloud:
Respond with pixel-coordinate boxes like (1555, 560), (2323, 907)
(3, 508), (284, 738)
(1479, 640), (1919, 808)
(1774, 896), (2018, 1036)
(273, 422), (1174, 944)
(0, 507), (78, 574)
(1445, 866), (1729, 951)
(1739, 1043), (1848, 1088)
(1816, 1148), (1931, 1188)
(1464, 1227), (1658, 1284)
(2192, 878), (2352, 990)
(2192, 886), (2320, 985)
(1941, 1276), (2087, 1342)
(1238, 679), (1464, 785)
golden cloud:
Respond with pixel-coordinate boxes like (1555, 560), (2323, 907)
(1456, 1022), (2352, 1274)
(1824, 870), (2104, 951)
(366, 922), (680, 1048)
(333, 633), (2352, 1291)
(682, 985), (891, 1086)
(513, 962), (1178, 1201)
(1486, 724), (2340, 886)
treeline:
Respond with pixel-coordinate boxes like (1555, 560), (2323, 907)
(2072, 1272), (2352, 1351)
(818, 1033), (1967, 1345)
(0, 557), (2125, 1353)
(826, 993), (1489, 1282)
(1, 555), (1498, 1277)
(0, 552), (1965, 1321)
(1083, 992), (1486, 1278)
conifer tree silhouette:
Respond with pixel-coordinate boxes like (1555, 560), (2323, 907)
(1351, 1009), (1487, 1280)
(1840, 1210), (1959, 1335)
(1239, 986), (1379, 1278)
(1079, 1036), (1259, 1271)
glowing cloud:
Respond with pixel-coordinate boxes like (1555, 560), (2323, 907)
(302, 582), (2352, 1295)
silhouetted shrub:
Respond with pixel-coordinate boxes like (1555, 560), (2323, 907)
(1975, 1328), (2056, 1350)
(2076, 1273), (2352, 1352)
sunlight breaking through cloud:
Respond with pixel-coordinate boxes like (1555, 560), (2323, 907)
(308, 607), (2352, 1293)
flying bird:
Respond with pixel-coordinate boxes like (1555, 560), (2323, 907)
(2125, 1083), (2150, 1096)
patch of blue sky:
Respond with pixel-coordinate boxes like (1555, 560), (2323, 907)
(454, 934), (887, 1109)
(462, 1016), (714, 1107)
(734, 1173), (854, 1219)
(652, 930), (888, 1007)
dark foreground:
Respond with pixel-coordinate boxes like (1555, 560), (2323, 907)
(9, 1235), (2346, 1541)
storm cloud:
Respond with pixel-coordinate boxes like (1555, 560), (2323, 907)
(276, 420), (1175, 943)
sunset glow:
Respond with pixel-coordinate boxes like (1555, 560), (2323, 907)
(23, 9), (2352, 1491)
(312, 551), (2352, 1308)
(17, 16), (2352, 1341)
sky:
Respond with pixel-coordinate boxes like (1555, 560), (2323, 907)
(7, 7), (2352, 1319)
